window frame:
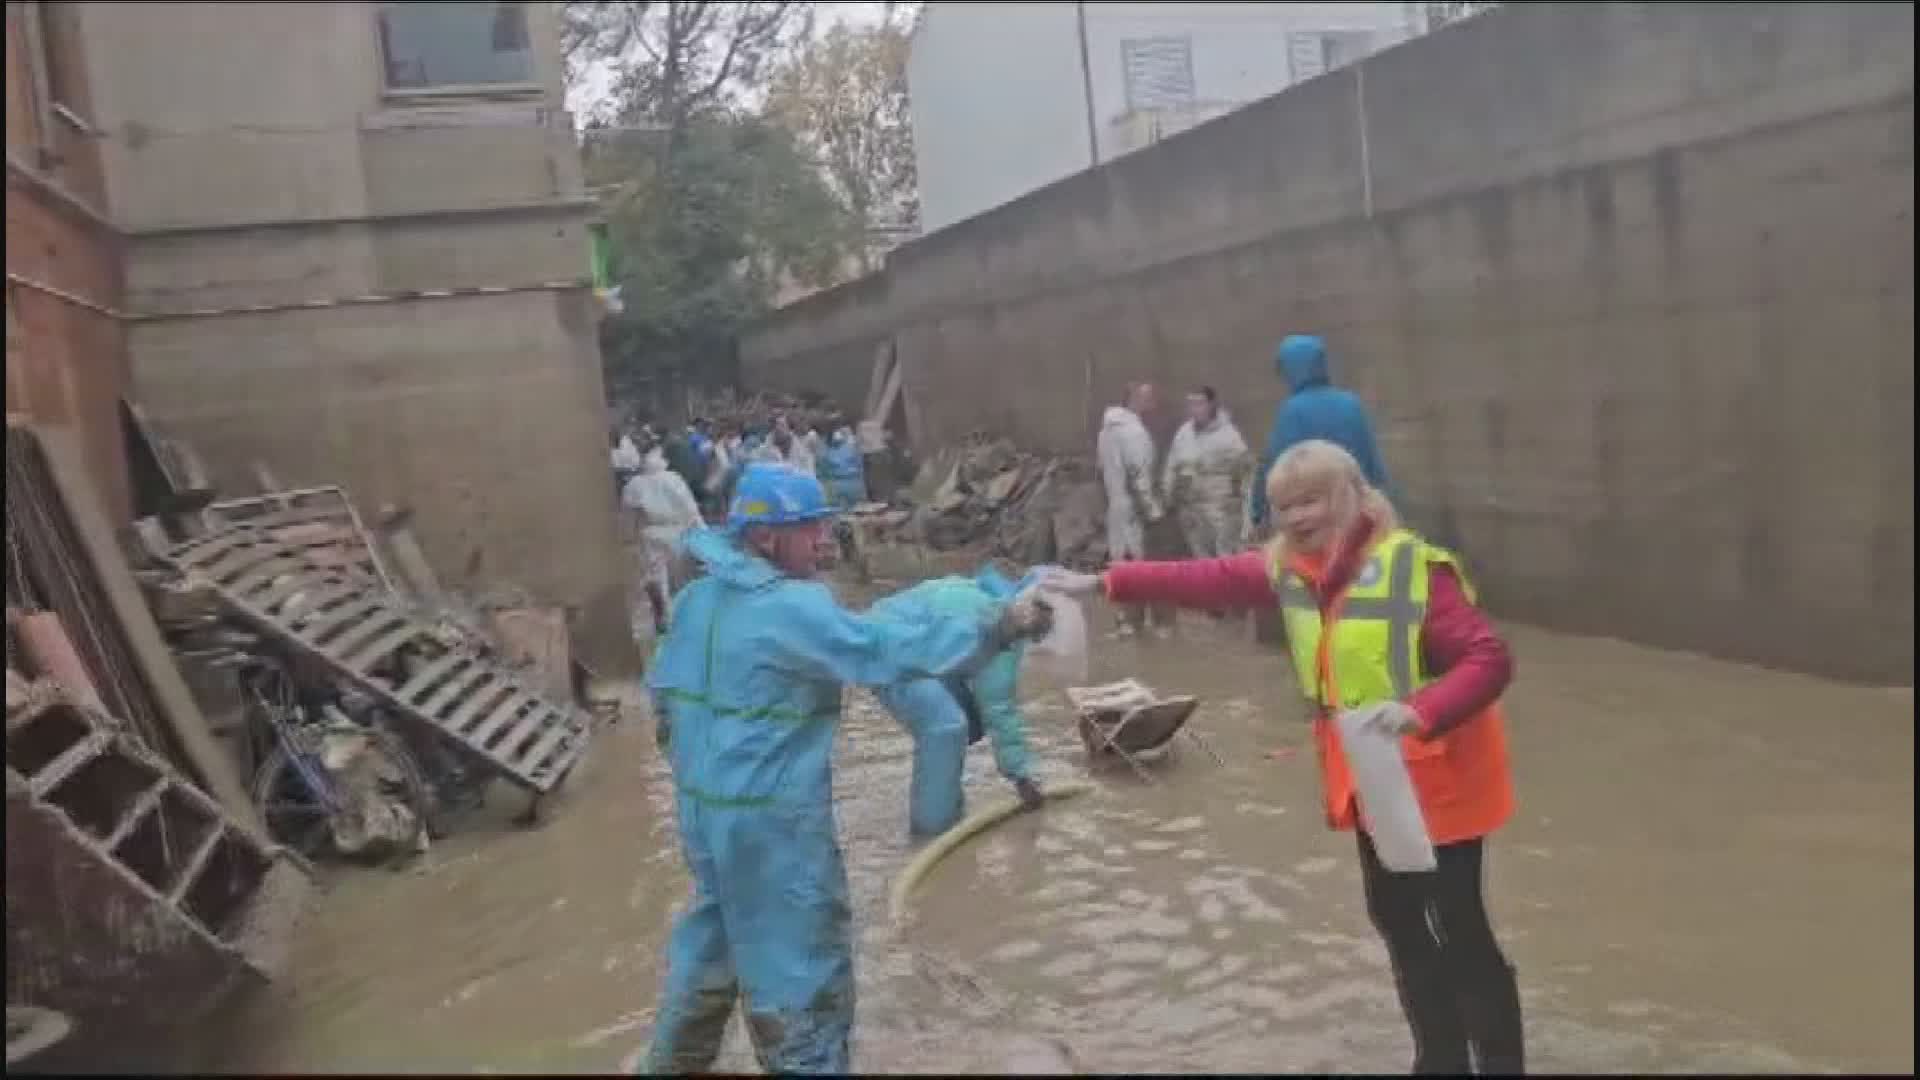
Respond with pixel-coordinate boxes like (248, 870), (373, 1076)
(373, 0), (544, 102)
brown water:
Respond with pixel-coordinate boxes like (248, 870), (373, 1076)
(214, 610), (1914, 1074)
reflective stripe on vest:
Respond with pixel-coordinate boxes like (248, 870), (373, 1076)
(1272, 529), (1474, 709)
(1274, 535), (1425, 700)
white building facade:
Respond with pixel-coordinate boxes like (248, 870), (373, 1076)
(908, 2), (1434, 232)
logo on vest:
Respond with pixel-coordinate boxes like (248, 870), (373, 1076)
(1354, 556), (1387, 590)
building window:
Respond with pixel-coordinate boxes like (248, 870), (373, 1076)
(377, 1), (535, 92)
(1286, 29), (1374, 84)
(1318, 30), (1374, 71)
(1120, 36), (1196, 112)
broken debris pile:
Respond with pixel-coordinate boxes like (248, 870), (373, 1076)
(857, 433), (1109, 569)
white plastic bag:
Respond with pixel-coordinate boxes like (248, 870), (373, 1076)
(1022, 589), (1089, 686)
(1335, 704), (1437, 873)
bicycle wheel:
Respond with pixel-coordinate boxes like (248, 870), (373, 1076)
(252, 727), (434, 866)
(236, 657), (301, 779)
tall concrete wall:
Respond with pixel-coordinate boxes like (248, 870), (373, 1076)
(744, 1), (1916, 683)
(71, 2), (633, 669)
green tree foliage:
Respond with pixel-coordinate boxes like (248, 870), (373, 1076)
(586, 116), (854, 399)
(566, 1), (855, 401)
(764, 12), (919, 259)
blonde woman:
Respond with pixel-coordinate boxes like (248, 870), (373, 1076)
(1042, 439), (1524, 1075)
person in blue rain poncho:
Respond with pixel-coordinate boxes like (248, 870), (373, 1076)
(640, 462), (1054, 1075)
(1249, 334), (1398, 530)
(817, 425), (868, 510)
(869, 566), (1046, 839)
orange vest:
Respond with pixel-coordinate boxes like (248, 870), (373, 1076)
(1279, 532), (1514, 846)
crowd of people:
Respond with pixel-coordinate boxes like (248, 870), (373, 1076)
(610, 408), (903, 636)
(621, 332), (1525, 1076)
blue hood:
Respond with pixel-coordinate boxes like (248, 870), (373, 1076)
(1276, 334), (1330, 391)
(682, 527), (782, 591)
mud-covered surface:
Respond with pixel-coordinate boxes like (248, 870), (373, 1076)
(209, 608), (1914, 1074)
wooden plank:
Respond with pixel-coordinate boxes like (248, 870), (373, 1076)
(296, 599), (384, 649)
(468, 692), (533, 747)
(223, 553), (314, 596)
(446, 683), (517, 737)
(326, 612), (410, 661)
(419, 666), (490, 717)
(168, 529), (244, 567)
(396, 653), (467, 699)
(192, 540), (285, 581)
(511, 713), (576, 775)
(522, 718), (579, 776)
(249, 576), (358, 616)
(343, 624), (425, 674)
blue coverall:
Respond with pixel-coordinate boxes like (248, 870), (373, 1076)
(818, 437), (868, 510)
(869, 575), (1036, 838)
(642, 528), (1005, 1074)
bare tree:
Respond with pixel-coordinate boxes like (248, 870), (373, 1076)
(563, 1), (810, 138)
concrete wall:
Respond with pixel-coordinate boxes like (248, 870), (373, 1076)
(72, 2), (633, 668)
(745, 1), (1916, 684)
(5, 1), (133, 523)
(910, 1), (1422, 230)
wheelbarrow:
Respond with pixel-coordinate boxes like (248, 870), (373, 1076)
(1067, 679), (1221, 783)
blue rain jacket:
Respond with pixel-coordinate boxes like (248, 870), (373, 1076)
(1250, 335), (1396, 525)
(818, 438), (867, 509)
(642, 528), (1001, 1074)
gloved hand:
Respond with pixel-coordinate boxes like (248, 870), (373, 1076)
(1347, 701), (1424, 740)
(1034, 567), (1103, 597)
(1013, 776), (1045, 812)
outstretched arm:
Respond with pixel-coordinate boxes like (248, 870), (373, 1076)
(769, 583), (1027, 688)
(1104, 550), (1278, 612)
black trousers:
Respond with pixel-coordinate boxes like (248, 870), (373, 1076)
(1358, 832), (1526, 1076)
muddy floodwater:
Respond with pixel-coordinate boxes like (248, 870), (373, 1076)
(213, 603), (1914, 1074)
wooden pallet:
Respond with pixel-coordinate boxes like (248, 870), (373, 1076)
(199, 486), (394, 592)
(160, 527), (591, 796)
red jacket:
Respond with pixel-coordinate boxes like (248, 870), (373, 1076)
(1104, 529), (1512, 737)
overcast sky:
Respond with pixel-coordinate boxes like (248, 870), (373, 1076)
(566, 2), (892, 123)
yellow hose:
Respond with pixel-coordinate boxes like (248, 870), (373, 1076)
(889, 780), (1095, 925)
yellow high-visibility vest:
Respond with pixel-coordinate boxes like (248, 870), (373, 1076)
(1268, 528), (1475, 708)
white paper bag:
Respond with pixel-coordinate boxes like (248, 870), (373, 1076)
(1335, 704), (1437, 873)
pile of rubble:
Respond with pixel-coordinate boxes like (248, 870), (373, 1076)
(851, 433), (1110, 571)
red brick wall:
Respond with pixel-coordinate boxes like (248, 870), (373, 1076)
(5, 2), (132, 523)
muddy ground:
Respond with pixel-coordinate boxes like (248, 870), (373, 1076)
(209, 601), (1913, 1074)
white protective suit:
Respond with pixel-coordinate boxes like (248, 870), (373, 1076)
(622, 448), (704, 613)
(1096, 405), (1162, 560)
(611, 435), (642, 472)
(1163, 409), (1254, 557)
(752, 438), (816, 475)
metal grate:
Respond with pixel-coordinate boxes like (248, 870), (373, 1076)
(161, 526), (592, 795)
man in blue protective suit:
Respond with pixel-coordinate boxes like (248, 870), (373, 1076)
(641, 462), (1054, 1075)
(869, 566), (1046, 839)
(817, 425), (868, 510)
(1249, 334), (1397, 530)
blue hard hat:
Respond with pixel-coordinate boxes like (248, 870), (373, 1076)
(727, 462), (835, 530)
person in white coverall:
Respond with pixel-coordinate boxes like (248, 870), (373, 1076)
(1163, 385), (1254, 558)
(622, 445), (704, 635)
(1095, 382), (1164, 636)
